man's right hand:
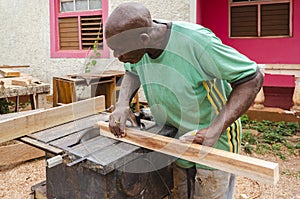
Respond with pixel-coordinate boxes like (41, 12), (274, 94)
(108, 71), (141, 138)
(108, 105), (137, 137)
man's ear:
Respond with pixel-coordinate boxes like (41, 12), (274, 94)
(139, 33), (150, 46)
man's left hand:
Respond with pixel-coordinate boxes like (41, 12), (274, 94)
(182, 128), (218, 147)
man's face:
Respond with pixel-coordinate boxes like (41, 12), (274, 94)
(106, 32), (147, 64)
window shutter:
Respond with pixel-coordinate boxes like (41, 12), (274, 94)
(261, 3), (289, 36)
(59, 17), (79, 50)
(81, 15), (103, 50)
(231, 5), (258, 37)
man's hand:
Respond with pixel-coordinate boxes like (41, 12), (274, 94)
(108, 71), (141, 138)
(181, 128), (218, 147)
(108, 106), (137, 138)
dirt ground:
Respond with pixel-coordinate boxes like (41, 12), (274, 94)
(0, 150), (299, 199)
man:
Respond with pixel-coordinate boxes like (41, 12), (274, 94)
(105, 2), (263, 199)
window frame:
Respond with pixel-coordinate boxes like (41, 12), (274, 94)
(50, 0), (109, 58)
(229, 0), (293, 38)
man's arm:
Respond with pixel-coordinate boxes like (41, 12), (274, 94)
(193, 70), (264, 147)
(109, 71), (141, 137)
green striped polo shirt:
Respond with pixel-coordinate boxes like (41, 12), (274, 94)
(124, 21), (257, 169)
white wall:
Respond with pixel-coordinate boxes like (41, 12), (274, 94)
(109, 0), (190, 21)
(0, 0), (191, 91)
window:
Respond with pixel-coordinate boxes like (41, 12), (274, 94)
(230, 0), (292, 37)
(50, 0), (109, 58)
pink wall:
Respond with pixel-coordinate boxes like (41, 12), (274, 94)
(197, 0), (300, 64)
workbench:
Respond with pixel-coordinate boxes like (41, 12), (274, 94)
(25, 113), (174, 199)
(0, 75), (50, 111)
(53, 70), (125, 109)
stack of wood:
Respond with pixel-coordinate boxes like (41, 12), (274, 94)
(0, 65), (35, 88)
(0, 65), (46, 168)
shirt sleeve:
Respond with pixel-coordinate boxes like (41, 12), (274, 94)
(198, 33), (258, 84)
(124, 62), (138, 76)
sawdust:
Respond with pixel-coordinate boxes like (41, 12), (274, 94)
(235, 152), (300, 199)
(0, 158), (46, 199)
(0, 152), (299, 199)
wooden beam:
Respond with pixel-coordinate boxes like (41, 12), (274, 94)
(11, 78), (32, 86)
(0, 142), (45, 168)
(96, 121), (279, 185)
(0, 96), (106, 143)
(0, 68), (21, 77)
(20, 136), (63, 154)
(0, 65), (30, 68)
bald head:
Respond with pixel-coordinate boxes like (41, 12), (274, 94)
(105, 2), (152, 39)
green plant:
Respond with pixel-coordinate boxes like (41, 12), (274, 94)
(19, 101), (30, 109)
(240, 114), (249, 126)
(276, 152), (286, 160)
(255, 143), (271, 155)
(0, 99), (14, 114)
(242, 130), (257, 145)
(284, 142), (296, 155)
(77, 31), (102, 99)
(243, 142), (253, 154)
(85, 33), (102, 73)
(272, 143), (282, 151)
(262, 132), (286, 144)
(240, 114), (300, 160)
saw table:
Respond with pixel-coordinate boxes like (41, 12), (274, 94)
(25, 113), (174, 199)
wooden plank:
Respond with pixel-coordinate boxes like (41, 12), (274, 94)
(96, 121), (280, 185)
(20, 136), (63, 154)
(0, 96), (106, 143)
(59, 22), (78, 28)
(0, 69), (21, 77)
(81, 17), (102, 21)
(60, 32), (79, 38)
(0, 109), (45, 120)
(60, 42), (79, 47)
(59, 78), (75, 102)
(0, 65), (30, 68)
(0, 142), (45, 167)
(60, 37), (80, 42)
(11, 78), (32, 86)
(59, 17), (78, 23)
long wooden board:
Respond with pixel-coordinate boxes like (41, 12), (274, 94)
(0, 68), (21, 77)
(11, 78), (32, 86)
(0, 65), (30, 68)
(96, 121), (279, 185)
(0, 142), (45, 168)
(0, 96), (106, 143)
(20, 137), (63, 154)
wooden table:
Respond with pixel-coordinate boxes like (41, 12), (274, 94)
(0, 76), (50, 111)
(53, 70), (125, 109)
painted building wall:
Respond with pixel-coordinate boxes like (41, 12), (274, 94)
(197, 0), (300, 64)
(0, 0), (190, 88)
